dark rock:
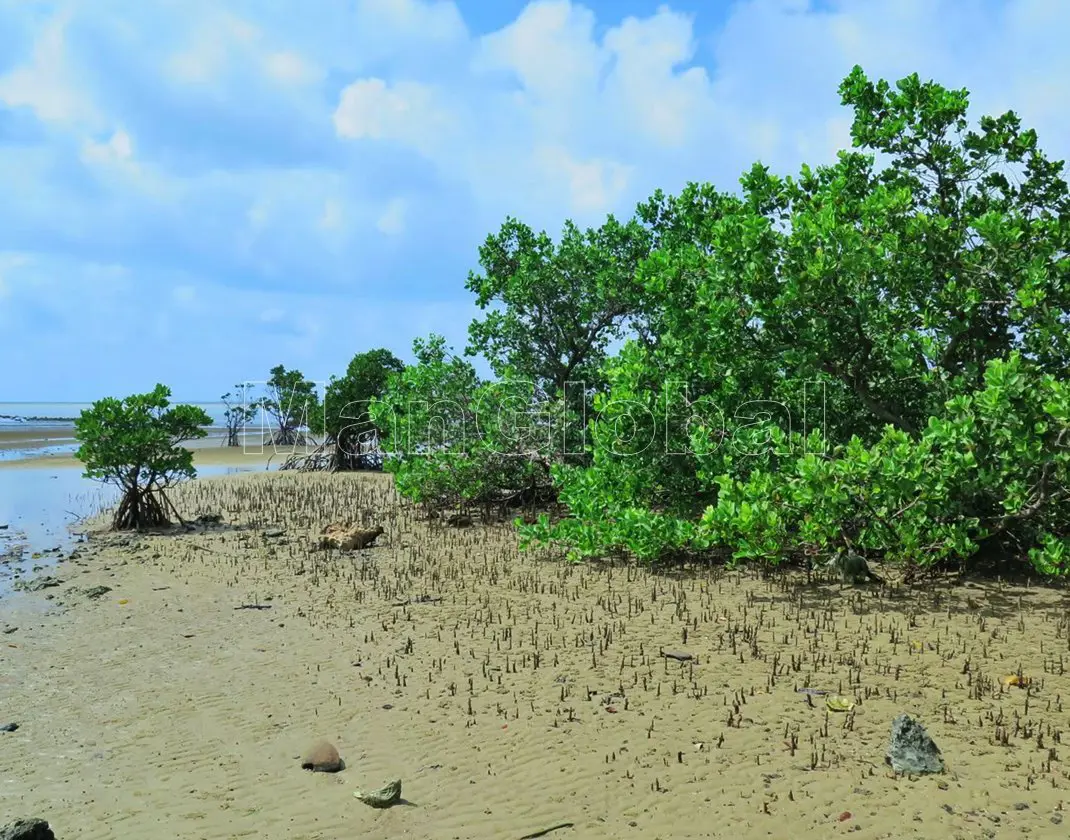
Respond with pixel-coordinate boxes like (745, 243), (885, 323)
(446, 513), (472, 528)
(886, 714), (944, 775)
(0, 818), (54, 840)
(12, 575), (62, 593)
(300, 740), (344, 772)
(1, 722), (18, 732)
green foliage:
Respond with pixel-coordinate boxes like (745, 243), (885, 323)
(318, 348), (405, 469)
(466, 216), (651, 394)
(74, 384), (211, 530)
(220, 384), (258, 447)
(371, 336), (556, 513)
(379, 215), (651, 513)
(518, 65), (1070, 576)
(260, 364), (321, 445)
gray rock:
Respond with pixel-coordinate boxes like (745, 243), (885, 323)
(355, 778), (402, 808)
(886, 714), (944, 775)
(12, 575), (62, 593)
(0, 818), (56, 840)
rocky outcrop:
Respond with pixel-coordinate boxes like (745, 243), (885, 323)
(318, 524), (383, 552)
(0, 818), (56, 840)
(886, 714), (944, 775)
(12, 575), (62, 593)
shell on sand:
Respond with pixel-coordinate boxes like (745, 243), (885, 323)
(300, 741), (343, 773)
(319, 523), (384, 551)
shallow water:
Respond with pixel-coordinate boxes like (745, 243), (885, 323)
(0, 463), (271, 600)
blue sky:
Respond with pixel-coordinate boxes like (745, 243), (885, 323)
(0, 0), (1067, 402)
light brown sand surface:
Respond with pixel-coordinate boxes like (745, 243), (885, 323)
(2, 472), (1069, 839)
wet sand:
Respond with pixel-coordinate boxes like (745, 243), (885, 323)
(0, 427), (77, 448)
(0, 428), (284, 471)
(2, 471), (1068, 839)
(0, 442), (276, 596)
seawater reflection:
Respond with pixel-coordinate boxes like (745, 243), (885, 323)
(0, 464), (269, 599)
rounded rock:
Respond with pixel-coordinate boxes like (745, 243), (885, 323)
(300, 740), (343, 773)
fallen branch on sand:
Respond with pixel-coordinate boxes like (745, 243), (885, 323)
(518, 823), (575, 839)
(234, 604), (272, 610)
(391, 596), (444, 607)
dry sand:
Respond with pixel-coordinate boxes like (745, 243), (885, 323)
(2, 471), (1069, 839)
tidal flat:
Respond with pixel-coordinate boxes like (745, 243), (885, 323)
(2, 470), (1068, 839)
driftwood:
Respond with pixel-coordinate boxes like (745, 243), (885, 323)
(518, 823), (575, 839)
(391, 595), (443, 607)
(280, 437), (385, 473)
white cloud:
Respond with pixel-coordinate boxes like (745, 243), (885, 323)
(263, 50), (319, 84)
(5, 0), (1070, 402)
(332, 78), (452, 155)
(0, 10), (98, 126)
(534, 146), (631, 216)
(356, 0), (467, 44)
(78, 128), (182, 203)
(81, 128), (134, 165)
(165, 11), (320, 90)
(376, 197), (407, 235)
(602, 7), (712, 148)
(164, 16), (254, 85)
(475, 1), (601, 103)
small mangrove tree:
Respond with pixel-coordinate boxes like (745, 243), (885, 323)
(74, 384), (212, 530)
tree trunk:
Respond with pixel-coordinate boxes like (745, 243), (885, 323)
(112, 483), (170, 530)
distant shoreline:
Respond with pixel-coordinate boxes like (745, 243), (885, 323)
(0, 443), (283, 471)
(0, 413), (79, 423)
(0, 424), (289, 470)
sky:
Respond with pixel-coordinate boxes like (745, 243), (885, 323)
(0, 0), (1067, 403)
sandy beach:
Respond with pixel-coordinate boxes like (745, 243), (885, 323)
(1, 470), (1067, 839)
